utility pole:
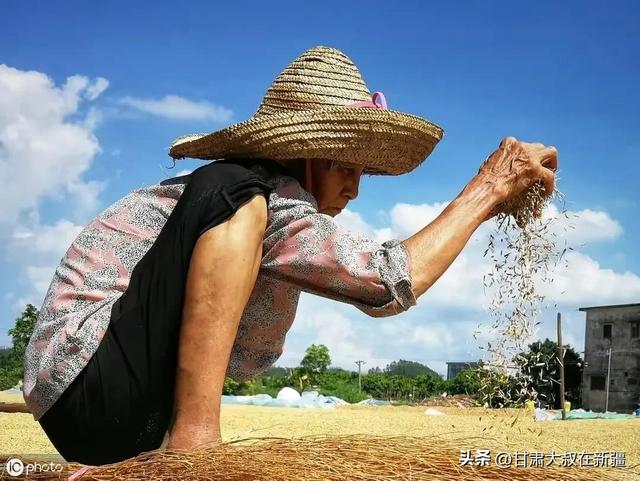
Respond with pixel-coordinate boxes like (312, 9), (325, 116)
(355, 360), (366, 393)
(605, 347), (612, 413)
(557, 312), (566, 420)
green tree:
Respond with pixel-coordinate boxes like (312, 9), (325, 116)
(361, 372), (390, 399)
(475, 368), (515, 408)
(8, 304), (38, 361)
(383, 359), (440, 378)
(0, 347), (12, 365)
(264, 366), (289, 378)
(300, 344), (331, 374)
(447, 368), (482, 396)
(414, 374), (446, 399)
(0, 364), (22, 391)
(516, 338), (583, 408)
(0, 304), (39, 390)
(222, 377), (241, 395)
(317, 368), (367, 403)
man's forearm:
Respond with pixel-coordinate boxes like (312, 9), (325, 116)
(168, 195), (267, 447)
(171, 223), (258, 437)
(402, 176), (500, 299)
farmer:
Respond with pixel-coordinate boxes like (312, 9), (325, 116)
(22, 46), (558, 465)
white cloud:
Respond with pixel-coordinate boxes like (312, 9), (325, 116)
(119, 94), (233, 121)
(61, 75), (91, 113)
(388, 201), (450, 236)
(279, 293), (397, 370)
(85, 77), (109, 101)
(277, 199), (639, 375)
(412, 325), (456, 349)
(83, 106), (103, 130)
(25, 266), (56, 300)
(379, 201), (623, 249)
(66, 179), (107, 219)
(335, 209), (391, 244)
(0, 65), (108, 328)
(348, 199), (634, 312)
(541, 250), (640, 305)
(544, 204), (622, 245)
(10, 219), (83, 259)
(12, 296), (40, 316)
(0, 64), (106, 225)
(7, 218), (84, 304)
(380, 318), (413, 338)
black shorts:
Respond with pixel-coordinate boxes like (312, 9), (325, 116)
(38, 159), (274, 466)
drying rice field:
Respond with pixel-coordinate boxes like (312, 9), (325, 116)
(1, 388), (638, 480)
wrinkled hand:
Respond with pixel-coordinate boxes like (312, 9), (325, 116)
(478, 137), (558, 223)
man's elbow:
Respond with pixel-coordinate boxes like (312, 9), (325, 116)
(358, 299), (413, 318)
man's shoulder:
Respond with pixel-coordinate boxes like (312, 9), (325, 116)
(154, 158), (317, 212)
(224, 159), (318, 208)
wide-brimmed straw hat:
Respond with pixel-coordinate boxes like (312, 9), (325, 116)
(169, 45), (444, 175)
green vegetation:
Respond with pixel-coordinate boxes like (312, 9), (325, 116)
(222, 344), (453, 403)
(0, 304), (582, 409)
(0, 304), (39, 390)
(222, 341), (584, 407)
(382, 359), (440, 378)
(516, 338), (583, 408)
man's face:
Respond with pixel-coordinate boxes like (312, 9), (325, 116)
(309, 159), (364, 216)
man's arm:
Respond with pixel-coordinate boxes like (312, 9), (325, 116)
(403, 176), (498, 298)
(167, 193), (268, 450)
(405, 137), (558, 298)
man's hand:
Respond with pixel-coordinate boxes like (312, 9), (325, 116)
(476, 137), (558, 222)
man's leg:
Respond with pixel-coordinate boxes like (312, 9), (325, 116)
(166, 193), (267, 449)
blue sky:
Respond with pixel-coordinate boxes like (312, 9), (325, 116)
(1, 1), (639, 375)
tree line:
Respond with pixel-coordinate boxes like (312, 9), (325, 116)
(1, 305), (583, 408)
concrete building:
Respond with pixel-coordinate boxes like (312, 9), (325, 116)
(580, 303), (640, 413)
(446, 362), (478, 380)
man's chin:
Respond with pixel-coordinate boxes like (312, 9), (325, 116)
(323, 208), (342, 216)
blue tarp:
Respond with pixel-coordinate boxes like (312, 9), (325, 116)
(356, 398), (391, 406)
(1, 388), (22, 396)
(221, 390), (349, 409)
(220, 390), (392, 409)
(535, 408), (638, 421)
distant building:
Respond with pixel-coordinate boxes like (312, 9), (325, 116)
(580, 303), (640, 413)
(446, 362), (478, 380)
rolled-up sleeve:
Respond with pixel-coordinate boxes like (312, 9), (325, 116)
(260, 178), (417, 318)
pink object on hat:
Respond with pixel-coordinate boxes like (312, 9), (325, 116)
(347, 91), (388, 109)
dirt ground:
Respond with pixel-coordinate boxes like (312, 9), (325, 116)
(1, 394), (638, 478)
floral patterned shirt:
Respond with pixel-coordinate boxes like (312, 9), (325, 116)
(22, 163), (416, 420)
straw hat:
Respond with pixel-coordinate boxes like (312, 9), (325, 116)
(169, 45), (444, 175)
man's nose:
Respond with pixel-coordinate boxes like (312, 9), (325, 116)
(343, 175), (360, 201)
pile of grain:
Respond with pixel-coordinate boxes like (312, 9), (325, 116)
(419, 394), (478, 408)
(19, 434), (635, 481)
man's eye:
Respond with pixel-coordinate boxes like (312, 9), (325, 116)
(328, 160), (358, 175)
(334, 162), (353, 172)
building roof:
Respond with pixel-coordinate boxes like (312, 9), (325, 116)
(578, 303), (640, 312)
